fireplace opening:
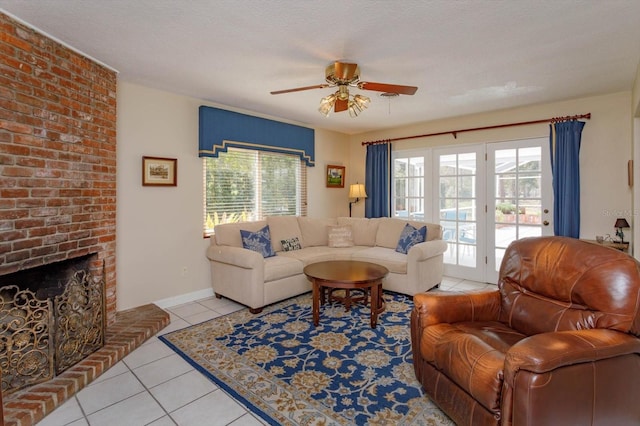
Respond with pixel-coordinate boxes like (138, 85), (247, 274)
(0, 254), (105, 395)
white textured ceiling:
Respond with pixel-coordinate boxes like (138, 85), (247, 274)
(1, 1), (640, 135)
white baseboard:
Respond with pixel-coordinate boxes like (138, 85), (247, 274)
(154, 287), (215, 309)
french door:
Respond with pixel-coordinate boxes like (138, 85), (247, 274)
(485, 138), (553, 283)
(433, 146), (485, 280)
(433, 138), (552, 283)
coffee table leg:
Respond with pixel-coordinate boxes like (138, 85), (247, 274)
(312, 280), (320, 326)
(370, 283), (379, 328)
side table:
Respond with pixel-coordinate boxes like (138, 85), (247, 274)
(582, 239), (629, 253)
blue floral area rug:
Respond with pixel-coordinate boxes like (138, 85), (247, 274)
(159, 292), (453, 425)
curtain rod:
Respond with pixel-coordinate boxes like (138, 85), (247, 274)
(361, 113), (591, 146)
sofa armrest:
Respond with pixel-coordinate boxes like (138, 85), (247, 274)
(504, 329), (640, 384)
(412, 289), (501, 328)
(407, 239), (448, 261)
(206, 245), (264, 269)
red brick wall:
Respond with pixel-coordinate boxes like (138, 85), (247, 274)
(0, 13), (118, 325)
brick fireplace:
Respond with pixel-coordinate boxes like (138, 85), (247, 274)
(0, 12), (170, 426)
(0, 12), (117, 324)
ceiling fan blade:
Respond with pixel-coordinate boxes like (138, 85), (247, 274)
(334, 61), (359, 80)
(334, 98), (348, 112)
(270, 84), (330, 95)
(358, 82), (418, 95)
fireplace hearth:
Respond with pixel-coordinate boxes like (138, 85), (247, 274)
(0, 255), (104, 395)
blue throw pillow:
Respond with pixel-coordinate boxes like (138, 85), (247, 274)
(240, 225), (276, 258)
(395, 223), (427, 254)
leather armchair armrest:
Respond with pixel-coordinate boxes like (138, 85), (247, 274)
(412, 289), (501, 328)
(504, 329), (640, 384)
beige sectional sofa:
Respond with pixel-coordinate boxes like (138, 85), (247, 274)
(206, 216), (447, 313)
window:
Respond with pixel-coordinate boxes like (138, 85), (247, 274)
(203, 147), (307, 235)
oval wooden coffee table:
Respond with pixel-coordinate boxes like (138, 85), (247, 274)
(303, 260), (389, 328)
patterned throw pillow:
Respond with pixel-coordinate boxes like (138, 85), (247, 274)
(395, 223), (427, 254)
(281, 237), (302, 252)
(240, 225), (276, 258)
(328, 225), (354, 248)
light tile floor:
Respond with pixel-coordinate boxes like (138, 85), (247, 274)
(36, 276), (493, 426)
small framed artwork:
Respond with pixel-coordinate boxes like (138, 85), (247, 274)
(142, 156), (177, 186)
(326, 165), (345, 188)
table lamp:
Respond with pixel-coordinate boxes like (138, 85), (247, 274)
(615, 218), (630, 243)
(348, 183), (367, 217)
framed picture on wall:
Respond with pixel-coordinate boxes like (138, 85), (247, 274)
(142, 156), (177, 186)
(326, 165), (345, 188)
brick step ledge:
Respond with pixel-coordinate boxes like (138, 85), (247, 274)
(2, 304), (171, 426)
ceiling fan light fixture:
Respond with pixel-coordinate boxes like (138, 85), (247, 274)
(347, 94), (371, 118)
(348, 102), (360, 118)
(337, 85), (350, 101)
(318, 93), (337, 117)
(274, 60), (417, 117)
(353, 94), (371, 109)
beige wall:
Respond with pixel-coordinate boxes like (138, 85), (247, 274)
(632, 62), (640, 256)
(116, 82), (349, 310)
(117, 83), (635, 310)
(349, 91), (633, 243)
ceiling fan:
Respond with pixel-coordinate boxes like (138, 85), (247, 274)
(270, 60), (418, 117)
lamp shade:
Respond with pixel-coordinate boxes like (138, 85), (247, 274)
(318, 93), (337, 117)
(349, 183), (367, 199)
(615, 218), (630, 229)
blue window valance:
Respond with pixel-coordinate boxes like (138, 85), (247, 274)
(198, 106), (315, 166)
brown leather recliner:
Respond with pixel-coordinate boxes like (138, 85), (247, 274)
(411, 236), (640, 425)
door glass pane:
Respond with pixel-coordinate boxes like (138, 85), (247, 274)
(518, 225), (542, 238)
(521, 201), (541, 225)
(458, 244), (476, 267)
(495, 149), (516, 173)
(496, 173), (516, 198)
(518, 147), (541, 171)
(459, 153), (476, 175)
(440, 155), (456, 175)
(439, 176), (456, 198)
(458, 176), (474, 198)
(459, 199), (475, 221)
(519, 173), (541, 198)
(394, 158), (407, 177)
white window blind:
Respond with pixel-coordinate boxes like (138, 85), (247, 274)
(203, 147), (307, 235)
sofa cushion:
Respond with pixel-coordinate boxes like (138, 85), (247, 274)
(376, 217), (441, 248)
(350, 247), (409, 274)
(395, 223), (427, 254)
(264, 255), (304, 282)
(278, 246), (366, 265)
(297, 217), (337, 247)
(240, 225), (276, 258)
(328, 225), (354, 248)
(375, 218), (412, 249)
(337, 217), (380, 246)
(424, 222), (443, 241)
(281, 237), (302, 252)
(215, 220), (268, 248)
(267, 216), (304, 252)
